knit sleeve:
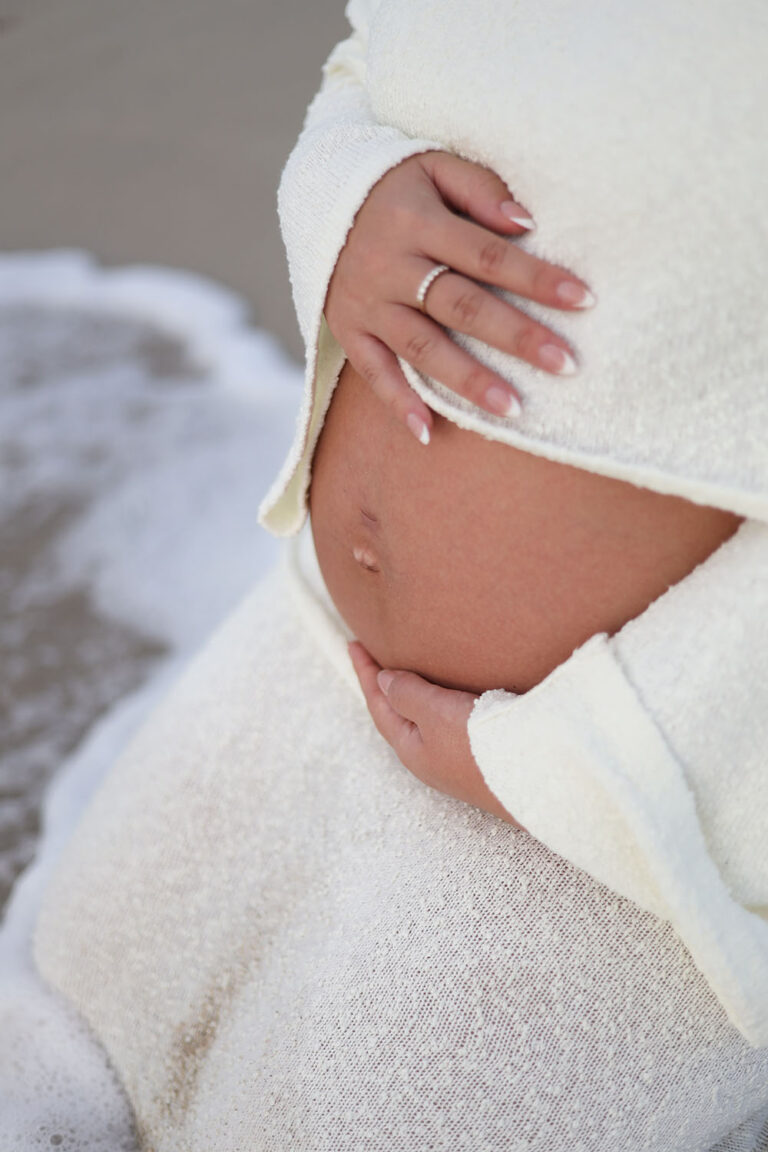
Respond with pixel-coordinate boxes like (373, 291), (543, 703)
(467, 517), (768, 1048)
(258, 0), (446, 536)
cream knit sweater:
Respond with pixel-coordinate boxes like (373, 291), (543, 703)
(33, 532), (768, 1149)
(258, 0), (768, 1046)
(260, 0), (768, 536)
(31, 2), (768, 1146)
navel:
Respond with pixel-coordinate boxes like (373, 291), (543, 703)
(352, 544), (380, 573)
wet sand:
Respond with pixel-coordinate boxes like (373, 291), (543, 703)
(0, 1), (346, 913)
(0, 307), (192, 909)
(0, 266), (301, 917)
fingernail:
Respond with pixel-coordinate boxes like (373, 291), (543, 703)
(556, 281), (596, 309)
(500, 201), (535, 230)
(485, 385), (522, 418)
(538, 343), (577, 375)
(406, 413), (430, 445)
(377, 670), (394, 695)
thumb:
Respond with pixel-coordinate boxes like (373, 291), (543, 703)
(379, 668), (477, 730)
(421, 151), (535, 235)
(377, 668), (444, 725)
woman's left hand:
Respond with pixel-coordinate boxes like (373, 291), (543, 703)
(348, 640), (524, 829)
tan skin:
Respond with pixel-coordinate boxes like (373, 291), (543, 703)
(324, 151), (596, 441)
(310, 359), (744, 825)
(312, 150), (743, 825)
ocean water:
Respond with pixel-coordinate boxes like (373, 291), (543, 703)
(0, 250), (303, 1147)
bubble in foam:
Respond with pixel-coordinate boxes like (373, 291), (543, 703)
(0, 673), (170, 1149)
(0, 251), (303, 1141)
(0, 981), (138, 1149)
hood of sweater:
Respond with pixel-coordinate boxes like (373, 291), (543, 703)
(259, 0), (768, 537)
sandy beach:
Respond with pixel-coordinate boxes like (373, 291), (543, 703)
(0, 0), (345, 914)
(0, 0), (346, 360)
(0, 8), (356, 1141)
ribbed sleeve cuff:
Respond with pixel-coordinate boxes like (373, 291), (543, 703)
(467, 629), (768, 1048)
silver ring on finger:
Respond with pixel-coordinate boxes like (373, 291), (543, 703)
(416, 263), (451, 315)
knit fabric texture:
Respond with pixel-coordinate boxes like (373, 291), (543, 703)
(469, 519), (768, 1047)
(259, 0), (768, 536)
(32, 530), (768, 1149)
(255, 0), (768, 1046)
(30, 0), (768, 1143)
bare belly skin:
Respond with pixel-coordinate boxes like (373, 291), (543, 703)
(309, 360), (743, 695)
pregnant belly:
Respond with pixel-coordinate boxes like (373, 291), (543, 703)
(309, 361), (742, 695)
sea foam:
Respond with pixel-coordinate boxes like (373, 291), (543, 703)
(0, 250), (302, 1146)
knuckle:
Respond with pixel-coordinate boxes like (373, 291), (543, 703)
(426, 682), (449, 713)
(405, 331), (436, 364)
(450, 289), (483, 328)
(477, 237), (507, 276)
(461, 364), (493, 404)
(372, 696), (393, 732)
(390, 196), (424, 236)
(388, 202), (412, 234)
(388, 671), (409, 706)
(512, 324), (538, 362)
(358, 359), (381, 388)
(467, 164), (498, 196)
(532, 261), (554, 297)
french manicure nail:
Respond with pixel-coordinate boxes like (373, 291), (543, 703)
(556, 281), (596, 308)
(500, 201), (535, 230)
(485, 385), (522, 418)
(538, 343), (577, 375)
(406, 413), (430, 445)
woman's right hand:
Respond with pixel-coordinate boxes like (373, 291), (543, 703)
(323, 150), (595, 444)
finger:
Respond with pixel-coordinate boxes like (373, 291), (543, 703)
(377, 303), (524, 418)
(378, 666), (477, 746)
(420, 152), (535, 235)
(425, 212), (596, 311)
(416, 265), (578, 377)
(345, 333), (434, 446)
(375, 666), (451, 728)
(348, 641), (424, 760)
